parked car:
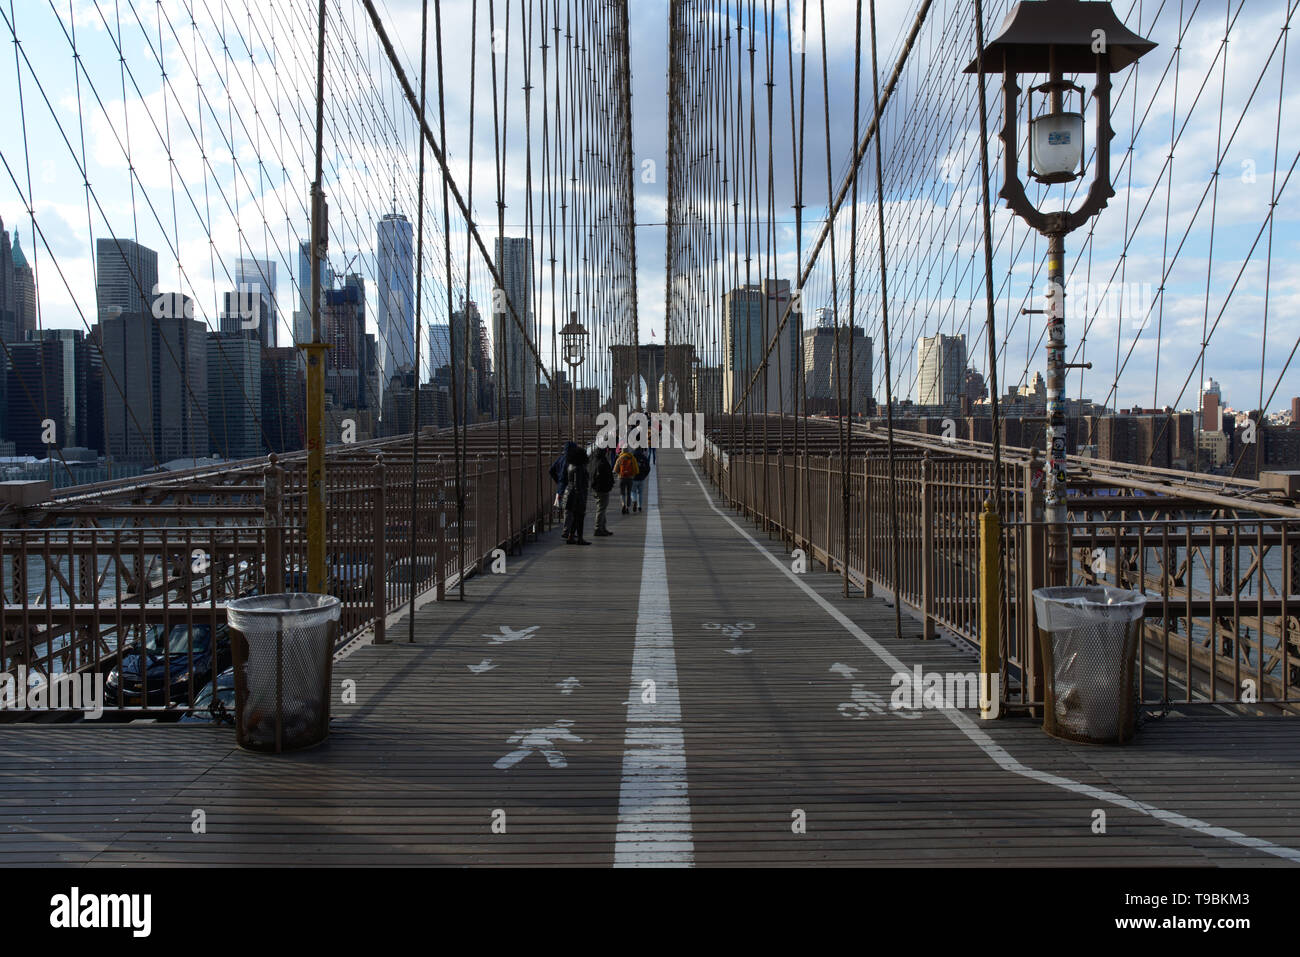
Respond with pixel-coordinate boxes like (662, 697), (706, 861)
(179, 667), (236, 725)
(105, 622), (232, 707)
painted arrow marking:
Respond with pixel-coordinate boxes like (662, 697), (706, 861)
(483, 625), (540, 644)
(556, 676), (581, 695)
(725, 647), (753, 656)
(829, 662), (859, 680)
(468, 659), (497, 674)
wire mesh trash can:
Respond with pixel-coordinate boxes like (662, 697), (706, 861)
(226, 594), (341, 753)
(1032, 586), (1147, 744)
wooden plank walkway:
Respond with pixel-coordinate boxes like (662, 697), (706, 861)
(0, 448), (1298, 866)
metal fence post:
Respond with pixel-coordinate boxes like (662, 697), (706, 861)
(263, 453), (285, 595)
(862, 458), (873, 597)
(1024, 449), (1047, 712)
(372, 451), (387, 644)
(921, 452), (935, 639)
(823, 459), (833, 571)
(979, 499), (1002, 719)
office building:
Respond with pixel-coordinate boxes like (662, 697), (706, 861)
(10, 235), (36, 340)
(377, 212), (415, 399)
(802, 319), (871, 415)
(429, 322), (451, 372)
(96, 238), (159, 323)
(1201, 377), (1223, 431)
(449, 299), (492, 421)
(98, 303), (208, 464)
(220, 288), (272, 341)
(235, 257), (277, 348)
(6, 339), (69, 457)
(293, 240), (335, 346)
(0, 220), (17, 441)
(261, 347), (304, 455)
(206, 332), (262, 460)
(493, 237), (537, 415)
(917, 333), (967, 406)
(722, 278), (800, 413)
(323, 274), (366, 410)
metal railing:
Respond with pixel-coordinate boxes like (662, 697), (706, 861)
(702, 417), (1300, 711)
(0, 418), (585, 716)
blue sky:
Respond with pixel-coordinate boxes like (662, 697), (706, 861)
(1, 0), (1295, 414)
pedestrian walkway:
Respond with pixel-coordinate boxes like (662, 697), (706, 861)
(0, 449), (1298, 866)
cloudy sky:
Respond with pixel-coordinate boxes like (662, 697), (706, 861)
(1, 0), (1295, 414)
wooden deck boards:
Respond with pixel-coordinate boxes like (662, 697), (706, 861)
(0, 448), (1297, 866)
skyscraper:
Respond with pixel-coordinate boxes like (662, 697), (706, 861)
(220, 289), (272, 340)
(0, 219), (17, 440)
(235, 257), (277, 348)
(0, 217), (15, 344)
(722, 278), (799, 413)
(1201, 377), (1223, 431)
(323, 274), (366, 410)
(447, 300), (490, 421)
(10, 235), (36, 339)
(377, 212), (415, 399)
(428, 322), (451, 372)
(96, 238), (158, 322)
(6, 338), (69, 456)
(99, 304), (208, 464)
(261, 347), (304, 454)
(917, 333), (967, 406)
(294, 240), (334, 346)
(802, 320), (872, 415)
(207, 332), (262, 460)
(493, 237), (537, 416)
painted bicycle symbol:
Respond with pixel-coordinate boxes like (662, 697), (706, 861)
(702, 621), (756, 639)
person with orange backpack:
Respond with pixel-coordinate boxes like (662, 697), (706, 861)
(614, 445), (639, 514)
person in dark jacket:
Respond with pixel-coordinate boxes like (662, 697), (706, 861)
(630, 448), (651, 513)
(562, 446), (591, 545)
(590, 444), (615, 536)
(550, 440), (581, 511)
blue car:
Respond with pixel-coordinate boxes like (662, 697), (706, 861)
(105, 622), (231, 707)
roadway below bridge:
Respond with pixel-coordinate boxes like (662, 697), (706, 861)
(0, 449), (1297, 866)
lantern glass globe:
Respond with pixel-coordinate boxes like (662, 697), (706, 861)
(1030, 110), (1085, 181)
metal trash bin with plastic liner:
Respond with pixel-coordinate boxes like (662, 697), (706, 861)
(226, 594), (341, 752)
(1032, 586), (1148, 744)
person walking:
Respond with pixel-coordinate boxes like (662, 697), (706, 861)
(590, 443), (615, 536)
(630, 446), (651, 513)
(562, 446), (591, 545)
(614, 444), (639, 514)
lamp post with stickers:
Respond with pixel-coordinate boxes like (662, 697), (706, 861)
(966, 0), (1154, 584)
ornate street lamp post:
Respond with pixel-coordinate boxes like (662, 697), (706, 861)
(560, 313), (588, 440)
(967, 0), (1154, 585)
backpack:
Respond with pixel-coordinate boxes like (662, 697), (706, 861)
(615, 452), (638, 478)
(633, 450), (651, 479)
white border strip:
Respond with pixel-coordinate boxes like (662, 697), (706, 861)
(614, 464), (695, 867)
(686, 457), (1300, 865)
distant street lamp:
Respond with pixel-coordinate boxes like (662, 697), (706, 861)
(560, 313), (588, 439)
(967, 0), (1155, 585)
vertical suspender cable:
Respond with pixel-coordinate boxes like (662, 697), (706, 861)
(867, 0), (902, 641)
(408, 0), (431, 641)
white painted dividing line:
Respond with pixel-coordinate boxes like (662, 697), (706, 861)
(614, 463), (695, 867)
(685, 457), (1300, 865)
